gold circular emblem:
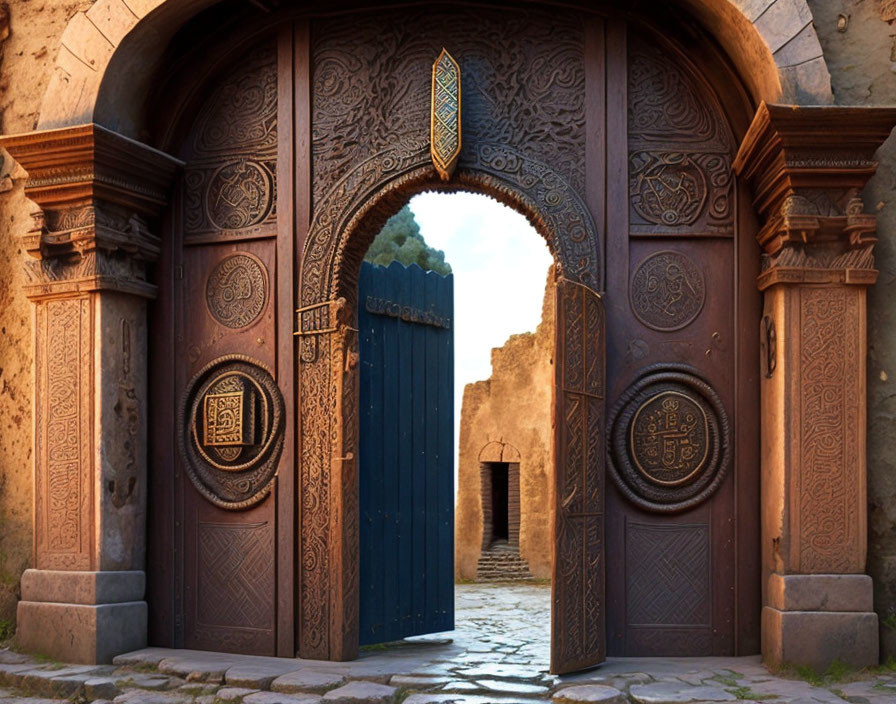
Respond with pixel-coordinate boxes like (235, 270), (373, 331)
(630, 391), (709, 486)
(179, 356), (284, 510)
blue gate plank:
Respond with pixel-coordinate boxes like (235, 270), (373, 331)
(358, 260), (454, 646)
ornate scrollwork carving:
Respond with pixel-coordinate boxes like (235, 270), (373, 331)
(179, 356), (284, 510)
(607, 365), (730, 513)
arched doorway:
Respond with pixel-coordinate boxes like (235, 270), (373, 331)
(10, 0), (891, 675)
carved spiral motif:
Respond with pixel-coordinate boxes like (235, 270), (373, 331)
(179, 356), (284, 510)
(206, 253), (269, 329)
(607, 365), (730, 513)
(207, 160), (274, 230)
(630, 152), (708, 226)
(630, 251), (705, 331)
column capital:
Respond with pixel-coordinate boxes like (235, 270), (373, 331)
(734, 103), (896, 291)
(0, 124), (183, 300)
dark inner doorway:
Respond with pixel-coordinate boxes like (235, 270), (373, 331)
(490, 463), (510, 542)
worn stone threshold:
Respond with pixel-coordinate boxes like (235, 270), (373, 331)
(2, 645), (895, 704)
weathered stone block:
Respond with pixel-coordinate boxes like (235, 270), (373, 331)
(767, 573), (873, 612)
(16, 600), (147, 664)
(761, 606), (879, 670)
(20, 569), (145, 605)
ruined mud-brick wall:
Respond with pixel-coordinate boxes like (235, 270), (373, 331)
(808, 0), (896, 660)
(455, 268), (554, 580)
(0, 0), (87, 634)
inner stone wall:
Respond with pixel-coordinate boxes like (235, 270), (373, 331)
(807, 0), (896, 660)
(455, 268), (554, 580)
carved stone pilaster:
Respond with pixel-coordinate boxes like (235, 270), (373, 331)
(0, 124), (181, 664)
(734, 102), (896, 671)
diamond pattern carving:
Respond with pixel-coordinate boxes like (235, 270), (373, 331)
(626, 522), (710, 626)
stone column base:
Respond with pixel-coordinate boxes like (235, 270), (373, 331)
(16, 570), (147, 664)
(762, 574), (878, 670)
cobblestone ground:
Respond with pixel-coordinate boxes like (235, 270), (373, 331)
(1, 583), (894, 704)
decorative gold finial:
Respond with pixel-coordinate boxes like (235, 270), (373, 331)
(431, 48), (461, 181)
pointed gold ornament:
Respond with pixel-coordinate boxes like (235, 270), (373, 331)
(431, 48), (461, 181)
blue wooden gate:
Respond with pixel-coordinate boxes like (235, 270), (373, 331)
(358, 261), (454, 646)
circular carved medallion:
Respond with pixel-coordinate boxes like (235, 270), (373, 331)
(607, 365), (729, 513)
(630, 251), (705, 331)
(207, 160), (274, 230)
(206, 253), (268, 329)
(179, 356), (284, 510)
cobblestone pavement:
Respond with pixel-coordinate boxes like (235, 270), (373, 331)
(1, 583), (894, 704)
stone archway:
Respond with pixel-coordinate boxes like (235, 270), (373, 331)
(1, 0), (894, 674)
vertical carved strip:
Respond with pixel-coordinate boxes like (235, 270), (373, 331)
(797, 287), (863, 573)
(37, 296), (92, 570)
(300, 340), (331, 658)
(551, 279), (605, 674)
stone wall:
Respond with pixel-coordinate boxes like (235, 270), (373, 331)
(455, 269), (554, 580)
(0, 0), (87, 635)
(806, 0), (896, 660)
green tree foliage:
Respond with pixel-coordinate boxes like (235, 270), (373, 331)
(364, 205), (452, 275)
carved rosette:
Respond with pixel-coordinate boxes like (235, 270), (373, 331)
(627, 38), (734, 237)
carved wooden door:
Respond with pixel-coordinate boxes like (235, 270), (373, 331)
(148, 32), (296, 656)
(601, 26), (759, 656)
(551, 277), (606, 674)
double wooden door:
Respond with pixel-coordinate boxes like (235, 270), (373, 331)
(146, 4), (758, 666)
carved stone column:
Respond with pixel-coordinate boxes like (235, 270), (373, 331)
(734, 103), (896, 670)
(0, 125), (181, 664)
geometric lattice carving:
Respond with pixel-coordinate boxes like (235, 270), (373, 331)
(197, 521), (275, 629)
(430, 48), (461, 181)
(626, 522), (710, 626)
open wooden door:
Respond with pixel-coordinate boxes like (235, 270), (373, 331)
(357, 261), (454, 646)
(551, 277), (606, 674)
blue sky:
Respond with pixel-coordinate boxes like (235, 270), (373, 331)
(408, 192), (553, 452)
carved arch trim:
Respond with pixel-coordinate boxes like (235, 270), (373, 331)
(300, 143), (602, 311)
